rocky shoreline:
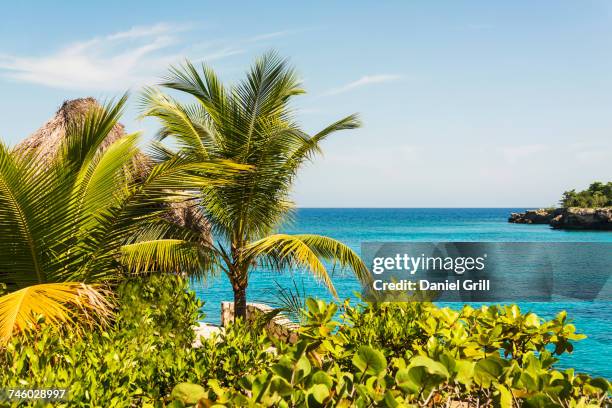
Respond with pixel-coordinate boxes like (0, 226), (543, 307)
(509, 207), (612, 230)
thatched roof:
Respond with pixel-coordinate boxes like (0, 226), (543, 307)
(14, 97), (210, 241)
(14, 98), (150, 178)
(14, 98), (121, 161)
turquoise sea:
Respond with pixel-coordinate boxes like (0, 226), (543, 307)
(192, 208), (612, 379)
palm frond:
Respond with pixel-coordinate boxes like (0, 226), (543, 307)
(74, 132), (141, 222)
(0, 142), (49, 286)
(162, 60), (228, 123)
(61, 95), (128, 169)
(286, 114), (361, 171)
(139, 87), (216, 159)
(148, 141), (178, 162)
(265, 279), (307, 324)
(120, 239), (218, 279)
(0, 282), (113, 343)
(246, 234), (371, 297)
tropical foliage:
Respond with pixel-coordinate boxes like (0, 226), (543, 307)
(1, 278), (609, 407)
(0, 275), (208, 406)
(169, 300), (610, 407)
(560, 182), (612, 208)
(0, 96), (239, 342)
(0, 53), (608, 408)
(141, 52), (369, 318)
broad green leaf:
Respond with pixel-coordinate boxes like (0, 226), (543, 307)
(311, 370), (333, 389)
(454, 360), (475, 386)
(408, 355), (449, 378)
(270, 376), (292, 396)
(310, 383), (330, 404)
(352, 345), (387, 376)
(396, 367), (425, 394)
(496, 384), (513, 408)
(474, 357), (505, 387)
(170, 383), (207, 405)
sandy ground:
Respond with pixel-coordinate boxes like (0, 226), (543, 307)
(192, 322), (224, 347)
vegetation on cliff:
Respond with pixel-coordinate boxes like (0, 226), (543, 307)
(509, 182), (612, 229)
(560, 182), (612, 208)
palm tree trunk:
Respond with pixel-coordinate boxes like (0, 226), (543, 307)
(233, 284), (247, 320)
(229, 263), (248, 320)
(229, 240), (248, 320)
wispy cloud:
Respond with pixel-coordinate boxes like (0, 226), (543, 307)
(247, 31), (293, 42)
(247, 27), (318, 43)
(0, 23), (190, 90)
(324, 74), (402, 96)
(0, 23), (290, 91)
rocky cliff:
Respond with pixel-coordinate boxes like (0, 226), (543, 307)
(508, 208), (563, 224)
(550, 207), (612, 230)
(509, 208), (612, 230)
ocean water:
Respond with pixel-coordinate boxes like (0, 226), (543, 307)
(192, 208), (612, 379)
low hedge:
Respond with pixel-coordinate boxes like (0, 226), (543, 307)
(0, 276), (609, 407)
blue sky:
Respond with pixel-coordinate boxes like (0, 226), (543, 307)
(1, 1), (611, 207)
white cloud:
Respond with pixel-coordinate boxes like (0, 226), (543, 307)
(247, 28), (315, 43)
(0, 23), (188, 90)
(0, 23), (274, 91)
(247, 31), (292, 42)
(0, 23), (312, 91)
(325, 74), (402, 96)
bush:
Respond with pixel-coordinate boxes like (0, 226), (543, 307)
(0, 275), (278, 407)
(0, 274), (210, 407)
(0, 280), (609, 407)
(560, 182), (612, 208)
(173, 300), (611, 407)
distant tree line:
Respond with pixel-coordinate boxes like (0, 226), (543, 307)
(560, 181), (612, 208)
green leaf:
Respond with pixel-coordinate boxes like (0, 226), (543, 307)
(270, 376), (293, 396)
(474, 357), (505, 387)
(496, 384), (513, 408)
(383, 390), (400, 407)
(587, 377), (610, 393)
(454, 360), (475, 385)
(311, 370), (333, 389)
(170, 383), (207, 405)
(310, 383), (330, 404)
(294, 355), (312, 382)
(408, 355), (449, 378)
(352, 345), (387, 376)
(396, 367), (425, 394)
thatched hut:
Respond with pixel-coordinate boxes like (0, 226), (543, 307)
(14, 98), (120, 160)
(13, 97), (210, 241)
(13, 97), (151, 178)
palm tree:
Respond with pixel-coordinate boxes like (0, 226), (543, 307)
(0, 96), (241, 342)
(141, 52), (370, 319)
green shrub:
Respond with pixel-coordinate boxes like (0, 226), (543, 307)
(0, 274), (210, 407)
(0, 280), (609, 407)
(560, 182), (612, 208)
(195, 318), (276, 388)
(173, 300), (610, 407)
